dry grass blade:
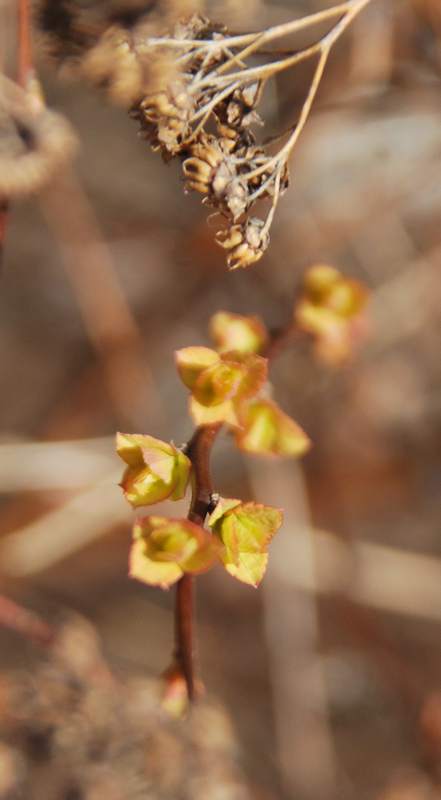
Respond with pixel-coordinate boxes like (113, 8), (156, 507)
(39, 168), (162, 429)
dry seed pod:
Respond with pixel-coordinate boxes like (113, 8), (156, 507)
(215, 80), (264, 139)
(216, 216), (269, 270)
(222, 178), (249, 219)
(184, 133), (253, 217)
(183, 134), (228, 192)
(137, 80), (195, 157)
(215, 121), (241, 150)
(237, 81), (263, 109)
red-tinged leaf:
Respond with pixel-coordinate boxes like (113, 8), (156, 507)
(229, 353), (268, 401)
(208, 500), (283, 586)
(224, 552), (269, 587)
(236, 399), (311, 458)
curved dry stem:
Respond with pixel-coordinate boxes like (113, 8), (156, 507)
(226, 0), (374, 199)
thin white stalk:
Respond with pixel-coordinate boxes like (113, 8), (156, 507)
(144, 4), (350, 53)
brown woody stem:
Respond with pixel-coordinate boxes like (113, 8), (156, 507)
(0, 594), (55, 647)
(173, 321), (306, 700)
(1, 1), (34, 266)
(17, 0), (33, 88)
(0, 201), (8, 270)
(174, 423), (222, 701)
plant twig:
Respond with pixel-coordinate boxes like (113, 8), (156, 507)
(173, 314), (310, 699)
(0, 201), (8, 270)
(17, 0), (33, 89)
(0, 593), (55, 647)
(147, 4), (351, 53)
(0, 0), (33, 266)
(174, 423), (222, 701)
(240, 0), (374, 186)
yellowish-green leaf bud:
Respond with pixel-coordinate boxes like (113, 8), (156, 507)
(116, 433), (191, 508)
(175, 347), (219, 391)
(210, 311), (268, 356)
(295, 264), (369, 365)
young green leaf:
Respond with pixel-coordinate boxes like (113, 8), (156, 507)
(116, 433), (191, 508)
(210, 311), (268, 355)
(130, 516), (221, 589)
(208, 500), (283, 587)
(236, 399), (311, 458)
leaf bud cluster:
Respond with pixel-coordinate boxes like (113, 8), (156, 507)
(295, 264), (369, 364)
(116, 310), (311, 589)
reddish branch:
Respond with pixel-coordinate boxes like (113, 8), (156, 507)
(0, 202), (8, 269)
(174, 423), (222, 701)
(17, 0), (33, 88)
(0, 594), (55, 647)
(0, 1), (34, 265)
(173, 321), (302, 701)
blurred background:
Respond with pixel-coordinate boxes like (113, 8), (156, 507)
(1, 1), (441, 798)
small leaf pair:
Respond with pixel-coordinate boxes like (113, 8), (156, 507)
(175, 310), (310, 459)
(129, 500), (283, 590)
(295, 264), (368, 365)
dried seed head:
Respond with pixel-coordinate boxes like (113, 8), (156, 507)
(216, 217), (269, 270)
(189, 135), (225, 168)
(174, 13), (224, 40)
(184, 134), (252, 218)
(215, 122), (240, 150)
(82, 26), (145, 106)
(223, 178), (249, 219)
(183, 135), (223, 191)
(144, 51), (180, 96)
(0, 77), (78, 199)
(164, 2), (206, 28)
(237, 81), (263, 109)
(137, 78), (195, 157)
(215, 79), (264, 142)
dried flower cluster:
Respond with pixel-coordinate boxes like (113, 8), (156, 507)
(0, 76), (77, 200)
(130, 12), (288, 270)
(37, 1), (374, 269)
